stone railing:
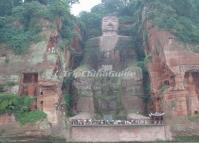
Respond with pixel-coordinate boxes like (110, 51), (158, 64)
(70, 119), (164, 127)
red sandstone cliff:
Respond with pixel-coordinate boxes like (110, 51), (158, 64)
(0, 17), (82, 130)
(145, 23), (199, 118)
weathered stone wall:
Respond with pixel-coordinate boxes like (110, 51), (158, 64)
(70, 125), (172, 142)
(37, 81), (61, 124)
(0, 114), (15, 125)
(168, 117), (199, 136)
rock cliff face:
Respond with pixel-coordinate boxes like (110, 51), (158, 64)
(0, 18), (82, 126)
(0, 16), (84, 141)
(145, 23), (199, 118)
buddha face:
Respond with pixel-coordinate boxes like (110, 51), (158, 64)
(102, 16), (119, 33)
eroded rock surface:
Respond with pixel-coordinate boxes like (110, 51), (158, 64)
(145, 24), (199, 117)
(0, 19), (68, 126)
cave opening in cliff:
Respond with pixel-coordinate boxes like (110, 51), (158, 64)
(19, 73), (38, 97)
(185, 72), (199, 94)
(184, 72), (199, 115)
(23, 73), (38, 83)
(40, 101), (44, 111)
(163, 80), (170, 86)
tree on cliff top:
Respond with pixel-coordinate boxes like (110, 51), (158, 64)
(79, 0), (199, 43)
(144, 0), (199, 43)
(0, 0), (77, 54)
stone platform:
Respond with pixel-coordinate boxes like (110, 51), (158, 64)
(69, 125), (172, 142)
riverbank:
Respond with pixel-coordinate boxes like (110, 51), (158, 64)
(1, 136), (199, 143)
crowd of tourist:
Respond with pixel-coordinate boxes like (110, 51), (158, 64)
(71, 118), (163, 126)
(71, 112), (165, 126)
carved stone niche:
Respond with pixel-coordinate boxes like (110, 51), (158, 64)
(0, 54), (7, 63)
(19, 73), (38, 97)
(102, 16), (119, 36)
(23, 73), (38, 83)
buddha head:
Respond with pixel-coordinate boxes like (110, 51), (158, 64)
(102, 16), (119, 35)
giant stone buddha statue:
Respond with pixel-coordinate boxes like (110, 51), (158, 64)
(73, 16), (144, 119)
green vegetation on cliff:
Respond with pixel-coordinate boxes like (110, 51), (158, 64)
(188, 114), (199, 122)
(145, 0), (199, 43)
(0, 82), (17, 92)
(0, 0), (78, 54)
(16, 111), (47, 125)
(0, 93), (46, 124)
(79, 0), (199, 43)
(2, 0), (197, 53)
(63, 76), (75, 116)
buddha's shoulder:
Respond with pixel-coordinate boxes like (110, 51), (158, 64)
(85, 37), (101, 47)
